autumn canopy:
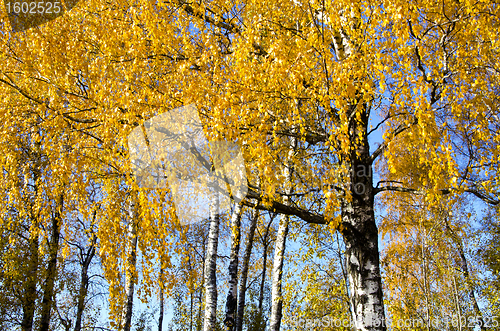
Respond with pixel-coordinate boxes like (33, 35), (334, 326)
(0, 0), (499, 330)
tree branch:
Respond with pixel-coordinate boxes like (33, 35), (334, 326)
(243, 189), (328, 225)
(374, 184), (500, 205)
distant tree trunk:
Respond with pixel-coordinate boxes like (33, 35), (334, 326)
(235, 207), (259, 331)
(198, 232), (206, 331)
(203, 186), (220, 331)
(121, 196), (139, 331)
(187, 253), (194, 331)
(39, 192), (64, 331)
(224, 203), (243, 330)
(190, 289), (194, 331)
(74, 233), (96, 331)
(269, 132), (296, 331)
(444, 219), (485, 330)
(420, 225), (431, 331)
(22, 233), (39, 331)
(158, 267), (164, 331)
(258, 216), (274, 314)
(21, 139), (42, 331)
(269, 212), (289, 331)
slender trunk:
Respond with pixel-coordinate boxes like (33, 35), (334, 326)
(158, 287), (164, 331)
(269, 131), (296, 331)
(203, 185), (220, 331)
(444, 219), (485, 330)
(224, 203), (243, 330)
(74, 236), (96, 331)
(235, 175), (261, 331)
(269, 213), (289, 331)
(22, 234), (39, 331)
(190, 290), (194, 331)
(234, 207), (259, 331)
(158, 267), (164, 331)
(452, 273), (463, 331)
(257, 248), (267, 312)
(21, 139), (42, 331)
(121, 196), (139, 331)
(198, 232), (206, 331)
(420, 222), (430, 330)
(258, 218), (272, 313)
(187, 253), (194, 331)
(39, 193), (64, 331)
(341, 103), (386, 331)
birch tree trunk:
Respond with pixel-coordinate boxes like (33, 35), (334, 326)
(224, 203), (243, 330)
(203, 185), (220, 331)
(331, 10), (386, 329)
(269, 133), (296, 331)
(341, 103), (386, 331)
(197, 233), (206, 331)
(235, 207), (259, 331)
(39, 192), (64, 331)
(158, 267), (164, 331)
(258, 216), (273, 314)
(268, 212), (289, 331)
(121, 195), (139, 331)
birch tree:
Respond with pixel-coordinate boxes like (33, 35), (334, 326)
(235, 206), (260, 331)
(203, 184), (221, 331)
(121, 193), (139, 331)
(224, 203), (243, 330)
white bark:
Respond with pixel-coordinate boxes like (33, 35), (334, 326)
(334, 10), (387, 330)
(269, 132), (296, 331)
(158, 267), (164, 331)
(269, 211), (289, 331)
(235, 206), (259, 331)
(121, 196), (138, 331)
(224, 203), (243, 330)
(203, 185), (221, 331)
